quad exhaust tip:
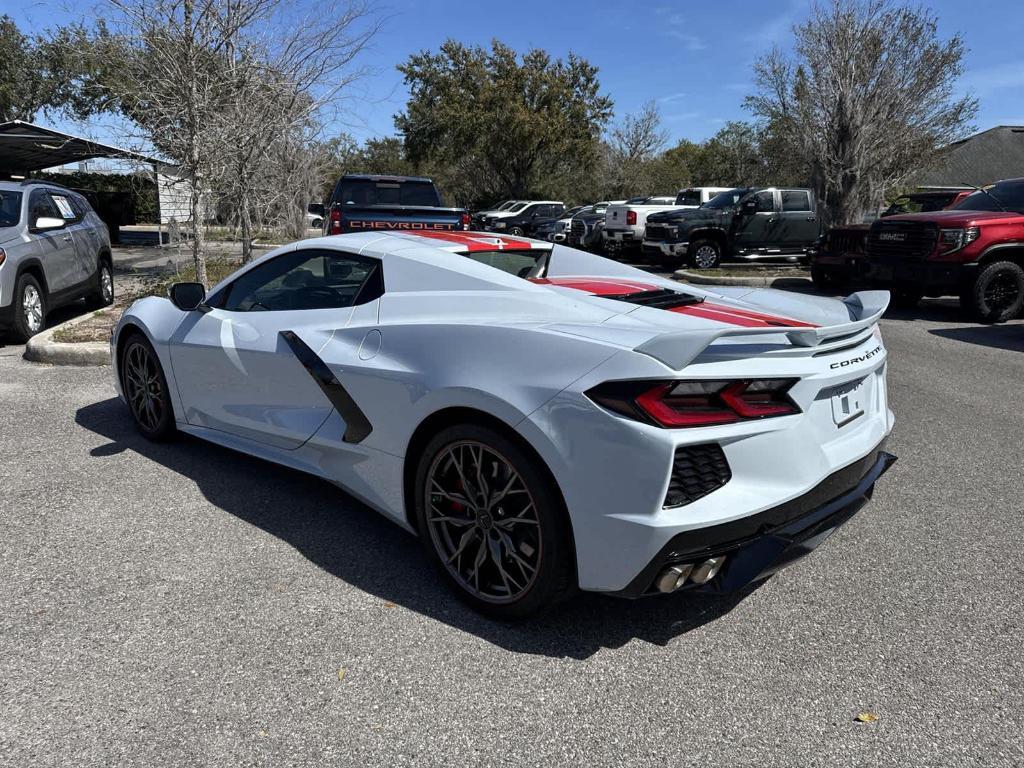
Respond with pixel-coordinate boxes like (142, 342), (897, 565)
(655, 557), (726, 593)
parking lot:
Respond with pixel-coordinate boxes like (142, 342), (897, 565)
(1, 297), (1022, 766)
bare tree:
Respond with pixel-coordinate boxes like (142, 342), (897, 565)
(94, 0), (376, 283)
(746, 0), (977, 224)
(607, 101), (669, 197)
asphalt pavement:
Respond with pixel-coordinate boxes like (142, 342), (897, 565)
(1, 298), (1022, 767)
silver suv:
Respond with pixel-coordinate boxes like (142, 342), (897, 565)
(0, 180), (114, 341)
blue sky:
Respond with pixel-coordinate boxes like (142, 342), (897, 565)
(8, 0), (1024, 147)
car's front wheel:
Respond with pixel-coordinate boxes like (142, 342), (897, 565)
(120, 333), (176, 441)
(963, 260), (1024, 323)
(414, 423), (575, 618)
(507, 226), (525, 237)
(688, 239), (721, 270)
(11, 273), (46, 342)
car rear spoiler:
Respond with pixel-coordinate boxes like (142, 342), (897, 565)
(635, 290), (889, 370)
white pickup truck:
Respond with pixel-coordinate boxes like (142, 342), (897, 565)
(602, 187), (733, 255)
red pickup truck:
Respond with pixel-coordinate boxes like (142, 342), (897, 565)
(865, 178), (1024, 322)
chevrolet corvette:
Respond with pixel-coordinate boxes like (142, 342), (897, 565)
(112, 231), (896, 617)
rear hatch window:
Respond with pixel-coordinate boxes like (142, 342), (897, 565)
(336, 179), (441, 207)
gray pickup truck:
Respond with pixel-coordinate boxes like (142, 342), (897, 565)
(314, 174), (469, 235)
(642, 187), (821, 269)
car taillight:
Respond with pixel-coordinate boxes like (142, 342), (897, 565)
(587, 378), (800, 428)
(626, 210), (637, 226)
(329, 208), (343, 234)
(460, 212), (471, 230)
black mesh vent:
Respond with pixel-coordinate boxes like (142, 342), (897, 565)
(866, 221), (938, 261)
(664, 444), (731, 508)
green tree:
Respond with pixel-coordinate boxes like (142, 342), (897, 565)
(0, 15), (53, 121)
(396, 40), (613, 207)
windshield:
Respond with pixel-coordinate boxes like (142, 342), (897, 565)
(675, 190), (702, 206)
(703, 188), (747, 209)
(884, 194), (957, 216)
(950, 182), (1024, 214)
(337, 179), (441, 207)
(496, 200), (516, 210)
(0, 191), (22, 227)
(506, 202), (529, 212)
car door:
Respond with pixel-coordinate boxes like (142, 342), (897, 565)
(168, 247), (382, 450)
(49, 191), (96, 285)
(732, 190), (777, 250)
(777, 190), (819, 250)
(27, 189), (80, 293)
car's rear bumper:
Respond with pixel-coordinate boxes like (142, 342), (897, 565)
(612, 444), (896, 598)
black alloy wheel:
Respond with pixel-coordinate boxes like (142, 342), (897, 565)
(414, 423), (574, 618)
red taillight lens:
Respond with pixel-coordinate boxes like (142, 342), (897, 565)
(626, 210), (637, 226)
(588, 378), (800, 428)
(329, 208), (343, 234)
(460, 211), (471, 230)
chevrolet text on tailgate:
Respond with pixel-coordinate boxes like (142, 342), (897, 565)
(319, 174), (470, 235)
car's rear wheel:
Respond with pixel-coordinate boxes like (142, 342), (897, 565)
(85, 260), (114, 310)
(963, 260), (1024, 323)
(11, 273), (46, 342)
(414, 423), (575, 618)
(120, 334), (176, 441)
(508, 226), (525, 237)
(688, 239), (721, 270)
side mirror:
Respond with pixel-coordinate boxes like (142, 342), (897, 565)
(169, 282), (206, 311)
(740, 200), (758, 216)
(307, 203), (325, 217)
(33, 216), (66, 231)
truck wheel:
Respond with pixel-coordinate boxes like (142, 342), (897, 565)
(810, 266), (835, 290)
(688, 240), (721, 270)
(508, 226), (525, 237)
(964, 260), (1024, 323)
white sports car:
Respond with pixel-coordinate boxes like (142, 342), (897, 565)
(112, 231), (896, 617)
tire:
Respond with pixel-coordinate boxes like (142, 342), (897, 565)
(963, 260), (1024, 323)
(10, 273), (46, 342)
(508, 226), (525, 237)
(119, 333), (176, 441)
(413, 423), (575, 619)
(85, 259), (114, 310)
(688, 239), (721, 270)
(889, 288), (923, 309)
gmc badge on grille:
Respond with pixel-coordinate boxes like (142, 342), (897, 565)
(878, 232), (906, 241)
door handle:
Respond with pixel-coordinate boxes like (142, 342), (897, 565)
(61, 234), (73, 242)
(767, 217), (778, 224)
(806, 216), (816, 222)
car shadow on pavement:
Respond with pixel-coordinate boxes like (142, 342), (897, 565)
(76, 397), (755, 659)
(929, 324), (1024, 352)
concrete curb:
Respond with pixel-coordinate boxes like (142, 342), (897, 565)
(674, 268), (813, 288)
(24, 312), (111, 367)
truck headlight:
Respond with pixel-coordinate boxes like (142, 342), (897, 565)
(938, 227), (980, 253)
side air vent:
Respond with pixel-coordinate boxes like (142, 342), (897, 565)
(664, 444), (731, 508)
(603, 288), (704, 311)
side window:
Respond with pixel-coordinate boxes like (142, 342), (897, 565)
(751, 191), (775, 212)
(28, 189), (61, 224)
(219, 249), (382, 312)
(49, 193), (79, 222)
(781, 190), (812, 212)
(522, 205), (537, 218)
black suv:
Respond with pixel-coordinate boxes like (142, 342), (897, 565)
(643, 187), (820, 269)
(484, 202), (565, 237)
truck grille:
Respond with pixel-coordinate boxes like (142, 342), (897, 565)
(867, 221), (938, 261)
(645, 224), (677, 241)
(827, 229), (867, 254)
(664, 444), (731, 508)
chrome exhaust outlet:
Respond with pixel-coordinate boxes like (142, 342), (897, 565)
(654, 564), (694, 593)
(689, 556), (725, 585)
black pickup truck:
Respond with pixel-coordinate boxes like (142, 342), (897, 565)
(642, 187), (820, 269)
(313, 174), (469, 235)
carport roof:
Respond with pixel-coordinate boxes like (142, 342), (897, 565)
(0, 120), (166, 173)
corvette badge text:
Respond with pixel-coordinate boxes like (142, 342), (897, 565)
(831, 344), (883, 369)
